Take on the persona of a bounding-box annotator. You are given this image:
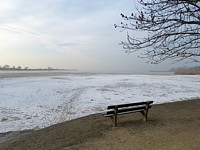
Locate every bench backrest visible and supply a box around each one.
[107,101,153,110]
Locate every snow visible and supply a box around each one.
[0,74,199,133]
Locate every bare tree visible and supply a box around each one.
[115,0,200,64]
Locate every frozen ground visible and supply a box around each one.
[0,74,199,133]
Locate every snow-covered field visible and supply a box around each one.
[0,74,199,133]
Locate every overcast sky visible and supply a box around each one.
[0,0,188,73]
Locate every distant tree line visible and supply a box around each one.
[0,65,61,71]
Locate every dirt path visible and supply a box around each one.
[0,99,200,150]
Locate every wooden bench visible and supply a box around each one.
[104,101,153,127]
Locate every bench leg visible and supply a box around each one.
[141,104,151,121]
[112,106,118,127]
[112,115,117,127]
[110,114,117,127]
[141,110,148,122]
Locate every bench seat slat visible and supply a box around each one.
[106,106,146,116]
[104,109,144,117]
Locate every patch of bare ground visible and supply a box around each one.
[0,99,200,150]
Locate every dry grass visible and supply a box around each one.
[175,71,200,75]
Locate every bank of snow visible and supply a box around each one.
[0,74,199,133]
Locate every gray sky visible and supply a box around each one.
[0,0,188,73]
